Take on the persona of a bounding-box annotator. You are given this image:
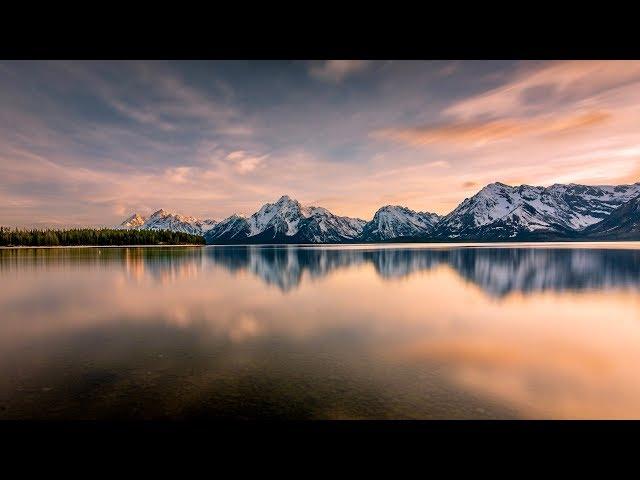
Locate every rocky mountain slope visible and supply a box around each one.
[582,194,640,240]
[118,209,217,236]
[116,182,640,243]
[204,195,366,244]
[360,205,440,241]
[119,213,146,229]
[435,182,640,240]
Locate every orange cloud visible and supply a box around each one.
[373,110,611,147]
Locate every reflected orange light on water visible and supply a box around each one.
[2,245,640,419]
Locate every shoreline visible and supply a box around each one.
[2,240,640,250]
[204,241,640,250]
[0,244,204,249]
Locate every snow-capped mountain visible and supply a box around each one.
[143,209,217,235]
[435,182,640,240]
[360,205,440,241]
[119,213,146,229]
[117,182,640,243]
[203,214,251,243]
[205,195,366,244]
[583,194,640,240]
[292,206,367,243]
[118,209,217,236]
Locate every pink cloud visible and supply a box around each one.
[373,110,611,147]
[444,60,640,120]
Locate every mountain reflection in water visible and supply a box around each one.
[4,245,640,296]
[2,243,640,419]
[157,245,640,295]
[38,244,638,296]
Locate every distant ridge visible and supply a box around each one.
[118,209,217,236]
[117,182,640,243]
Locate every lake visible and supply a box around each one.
[2,243,640,419]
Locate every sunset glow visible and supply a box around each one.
[2,60,640,227]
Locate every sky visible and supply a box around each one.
[2,60,640,227]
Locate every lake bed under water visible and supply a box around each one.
[2,243,640,419]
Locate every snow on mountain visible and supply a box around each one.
[583,194,640,239]
[203,214,251,243]
[205,195,366,244]
[436,182,640,239]
[197,219,218,234]
[118,182,640,243]
[248,195,305,237]
[360,205,440,241]
[118,209,217,236]
[118,213,146,229]
[142,209,207,235]
[296,205,367,243]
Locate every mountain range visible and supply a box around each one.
[117,182,640,243]
[119,209,217,236]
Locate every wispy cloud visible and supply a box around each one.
[111,100,178,132]
[426,160,450,168]
[373,110,611,147]
[224,150,268,174]
[444,60,640,119]
[308,60,371,83]
[3,60,640,226]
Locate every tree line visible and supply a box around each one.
[0,227,205,247]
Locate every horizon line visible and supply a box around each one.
[4,178,640,230]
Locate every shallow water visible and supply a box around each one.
[2,243,640,419]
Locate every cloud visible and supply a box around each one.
[444,60,640,120]
[225,151,245,161]
[308,60,370,83]
[437,61,460,77]
[365,60,640,198]
[3,60,640,227]
[224,150,268,174]
[426,160,450,168]
[109,99,177,132]
[58,62,247,136]
[372,110,611,147]
[164,166,192,184]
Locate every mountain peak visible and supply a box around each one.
[362,204,440,241]
[439,180,640,237]
[124,212,144,222]
[119,208,216,236]
[481,181,511,191]
[118,213,146,229]
[275,194,298,205]
[378,205,413,213]
[117,181,640,244]
[150,208,170,217]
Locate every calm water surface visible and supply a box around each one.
[2,243,640,419]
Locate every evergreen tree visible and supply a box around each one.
[0,227,205,247]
